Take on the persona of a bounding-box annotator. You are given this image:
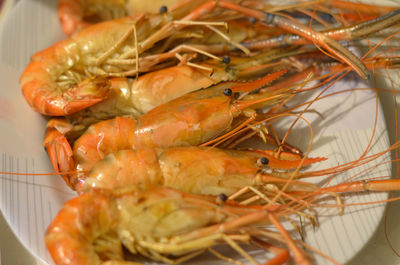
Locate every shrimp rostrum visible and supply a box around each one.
[45,187,290,265]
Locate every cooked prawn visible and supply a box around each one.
[78,146,325,194]
[82,137,400,200]
[45,187,294,265]
[44,174,400,265]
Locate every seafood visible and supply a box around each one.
[21,0,372,116]
[44,176,400,265]
[14,1,400,265]
[45,187,288,265]
[77,146,325,194]
[80,137,400,199]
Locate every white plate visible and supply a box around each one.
[0,1,391,265]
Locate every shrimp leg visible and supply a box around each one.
[268,213,311,265]
[321,179,400,193]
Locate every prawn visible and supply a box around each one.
[45,187,301,265]
[21,0,372,116]
[44,171,400,265]
[77,146,325,194]
[80,137,400,199]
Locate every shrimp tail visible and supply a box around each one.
[46,187,283,265]
[45,191,121,265]
[44,119,75,186]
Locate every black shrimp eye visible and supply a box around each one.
[259,157,269,166]
[221,56,231,64]
[160,5,168,14]
[223,88,232,96]
[224,88,232,97]
[218,193,228,202]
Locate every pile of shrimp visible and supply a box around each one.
[16,0,400,264]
